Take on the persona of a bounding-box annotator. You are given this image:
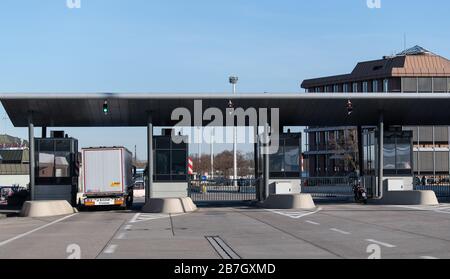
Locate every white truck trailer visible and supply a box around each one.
[79,147,134,208]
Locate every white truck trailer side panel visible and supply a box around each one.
[83,148,124,194]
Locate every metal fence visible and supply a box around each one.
[188,179,257,202]
[413,176,450,197]
[302,177,354,200]
[414,185,450,197]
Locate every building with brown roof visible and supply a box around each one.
[0,148,29,188]
[301,46,450,182]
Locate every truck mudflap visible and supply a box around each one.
[83,197,125,207]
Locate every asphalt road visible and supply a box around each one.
[1,199,450,259]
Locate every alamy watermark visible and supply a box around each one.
[170,100,280,155]
[367,0,381,9]
[66,0,81,9]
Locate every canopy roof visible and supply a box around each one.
[1,93,450,127]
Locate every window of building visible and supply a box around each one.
[333,84,339,93]
[315,132,321,146]
[352,82,358,93]
[362,81,368,93]
[373,80,378,93]
[402,77,418,93]
[433,78,447,93]
[383,79,389,93]
[343,83,349,92]
[418,78,432,93]
[448,78,450,92]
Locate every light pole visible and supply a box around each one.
[229,76,238,186]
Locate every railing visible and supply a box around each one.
[303,176,354,187]
[188,179,258,202]
[413,177,450,197]
[302,177,354,199]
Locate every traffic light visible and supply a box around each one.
[103,100,109,115]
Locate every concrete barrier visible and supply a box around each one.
[20,200,77,218]
[373,190,439,206]
[259,194,316,209]
[141,197,197,214]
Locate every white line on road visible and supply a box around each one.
[116,233,126,240]
[305,220,320,225]
[0,214,78,247]
[266,207,322,219]
[124,225,132,230]
[366,239,396,248]
[330,228,351,235]
[129,213,185,223]
[129,213,141,223]
[104,244,118,254]
[420,256,439,259]
[388,205,450,214]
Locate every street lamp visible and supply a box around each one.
[229,76,238,186]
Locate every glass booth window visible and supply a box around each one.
[383,143,396,170]
[36,139,73,178]
[269,136,301,178]
[153,136,188,182]
[382,133,413,175]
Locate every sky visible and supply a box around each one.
[1,0,449,159]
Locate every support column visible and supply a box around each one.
[263,123,270,200]
[146,114,154,202]
[28,114,35,201]
[377,113,384,199]
[42,127,47,139]
[254,136,260,201]
[357,126,364,176]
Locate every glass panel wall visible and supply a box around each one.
[153,136,188,182]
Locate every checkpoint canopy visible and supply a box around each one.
[2,92,450,127]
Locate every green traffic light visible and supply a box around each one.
[103,101,109,115]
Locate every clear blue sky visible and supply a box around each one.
[1,0,449,159]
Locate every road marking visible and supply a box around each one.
[104,244,118,254]
[129,213,141,223]
[0,214,77,247]
[420,256,439,259]
[116,233,126,240]
[389,205,450,214]
[366,239,396,248]
[305,220,320,225]
[266,207,322,219]
[129,213,185,223]
[330,228,351,235]
[124,225,132,230]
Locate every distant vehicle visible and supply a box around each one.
[78,147,134,209]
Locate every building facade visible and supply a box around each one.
[301,46,450,182]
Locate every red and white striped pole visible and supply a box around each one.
[188,157,194,176]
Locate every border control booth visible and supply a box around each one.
[34,131,79,206]
[257,133,302,201]
[362,127,414,197]
[145,131,189,199]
